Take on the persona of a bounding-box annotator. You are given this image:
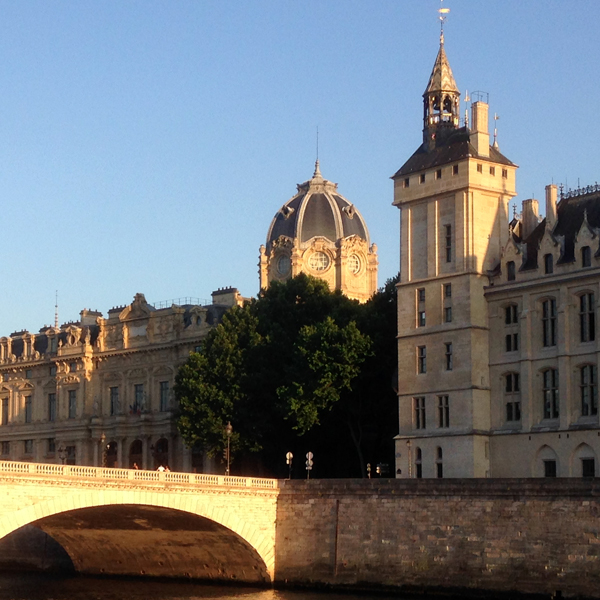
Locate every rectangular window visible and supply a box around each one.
[50,337,58,353]
[542,299,557,347]
[436,169,442,180]
[452,165,459,175]
[414,397,426,429]
[418,288,425,302]
[505,333,519,352]
[507,261,516,281]
[445,343,453,371]
[436,462,443,478]
[580,365,598,417]
[477,163,483,173]
[403,177,410,188]
[505,373,521,422]
[543,369,559,419]
[489,166,496,176]
[25,369,32,379]
[445,225,452,263]
[420,173,426,184]
[438,395,449,428]
[159,381,169,412]
[544,253,553,274]
[417,346,427,374]
[133,383,144,413]
[68,390,77,419]
[48,393,56,422]
[24,439,33,454]
[1,398,7,426]
[444,284,452,298]
[66,445,76,465]
[49,365,57,376]
[582,458,595,478]
[580,293,595,343]
[502,168,508,179]
[506,401,521,422]
[69,362,77,373]
[444,306,452,323]
[505,304,518,324]
[1,441,9,455]
[110,387,119,416]
[47,438,56,454]
[418,311,426,327]
[544,460,557,478]
[24,396,32,424]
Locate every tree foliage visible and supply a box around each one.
[175,273,399,477]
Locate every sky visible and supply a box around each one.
[0,0,598,334]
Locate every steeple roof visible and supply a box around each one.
[424,38,459,96]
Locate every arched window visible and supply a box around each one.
[580,365,598,417]
[544,253,553,274]
[579,292,595,343]
[582,246,592,268]
[506,261,516,281]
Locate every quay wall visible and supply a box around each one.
[274,478,600,598]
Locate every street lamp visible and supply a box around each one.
[286,452,293,479]
[407,440,412,478]
[100,433,108,467]
[225,421,232,476]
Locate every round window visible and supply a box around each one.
[277,255,291,276]
[348,254,361,274]
[309,251,330,271]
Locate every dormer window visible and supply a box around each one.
[506,261,516,281]
[582,246,591,268]
[544,254,553,274]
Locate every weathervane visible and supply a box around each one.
[439,0,450,44]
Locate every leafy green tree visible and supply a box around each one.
[175,273,398,477]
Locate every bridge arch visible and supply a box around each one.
[0,488,274,581]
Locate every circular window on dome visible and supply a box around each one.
[309,251,330,272]
[277,255,291,276]
[348,254,361,275]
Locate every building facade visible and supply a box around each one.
[393,34,600,478]
[0,288,243,471]
[259,161,378,302]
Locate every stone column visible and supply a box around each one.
[117,438,123,468]
[142,437,149,470]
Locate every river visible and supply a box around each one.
[0,573,512,600]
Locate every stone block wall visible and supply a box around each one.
[274,478,600,598]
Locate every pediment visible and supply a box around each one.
[152,365,173,377]
[120,293,152,322]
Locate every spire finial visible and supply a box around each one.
[493,113,500,149]
[439,0,450,45]
[313,158,322,179]
[316,125,319,161]
[54,290,59,329]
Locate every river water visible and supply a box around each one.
[0,573,505,600]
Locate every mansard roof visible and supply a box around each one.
[392,127,515,178]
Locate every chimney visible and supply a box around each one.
[522,199,539,240]
[470,101,490,158]
[545,184,558,229]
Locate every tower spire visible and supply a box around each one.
[54,290,59,329]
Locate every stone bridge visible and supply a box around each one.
[0,461,278,583]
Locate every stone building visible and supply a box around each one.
[0,288,244,471]
[259,161,378,302]
[393,33,600,478]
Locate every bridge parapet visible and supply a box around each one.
[0,460,278,489]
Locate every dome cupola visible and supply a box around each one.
[259,161,378,302]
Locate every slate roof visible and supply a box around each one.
[393,127,515,178]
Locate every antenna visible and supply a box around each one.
[316,126,319,161]
[464,89,470,128]
[493,113,500,148]
[439,0,450,43]
[54,290,59,329]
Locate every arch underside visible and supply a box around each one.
[0,493,273,584]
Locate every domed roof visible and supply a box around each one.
[266,161,370,250]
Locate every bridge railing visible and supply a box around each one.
[0,461,278,489]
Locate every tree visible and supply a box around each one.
[175,273,397,477]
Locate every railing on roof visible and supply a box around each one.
[559,183,600,201]
[151,297,210,309]
[0,460,278,489]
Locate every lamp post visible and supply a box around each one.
[285,452,293,479]
[225,421,232,476]
[305,452,313,480]
[407,440,412,478]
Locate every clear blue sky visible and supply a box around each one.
[0,1,597,334]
